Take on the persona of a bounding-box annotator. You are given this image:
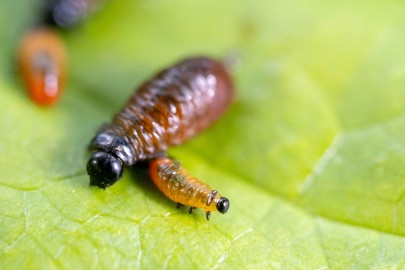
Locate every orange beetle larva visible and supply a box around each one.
[149,157,230,220]
[18,27,66,106]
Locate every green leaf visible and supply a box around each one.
[1,0,405,269]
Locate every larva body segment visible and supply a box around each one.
[18,27,66,106]
[87,57,234,189]
[149,157,229,220]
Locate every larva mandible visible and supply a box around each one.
[149,157,229,220]
[18,27,66,106]
[87,56,234,189]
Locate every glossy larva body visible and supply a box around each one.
[87,57,234,189]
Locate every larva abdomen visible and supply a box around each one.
[149,157,229,220]
[87,57,234,189]
[99,57,233,163]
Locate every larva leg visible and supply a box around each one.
[189,207,196,214]
[177,203,183,209]
[206,211,211,221]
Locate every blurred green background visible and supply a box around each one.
[1,0,405,269]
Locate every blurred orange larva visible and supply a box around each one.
[149,157,230,220]
[18,27,66,106]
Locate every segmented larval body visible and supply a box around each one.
[149,157,229,220]
[89,57,234,166]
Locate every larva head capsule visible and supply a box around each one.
[216,197,230,214]
[87,151,123,189]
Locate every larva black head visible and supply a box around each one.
[87,151,123,189]
[89,129,135,166]
[216,197,230,214]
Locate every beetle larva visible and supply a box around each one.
[149,157,229,220]
[18,27,66,106]
[87,56,234,189]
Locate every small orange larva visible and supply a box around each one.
[18,27,66,106]
[149,157,229,220]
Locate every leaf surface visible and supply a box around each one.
[1,0,405,269]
